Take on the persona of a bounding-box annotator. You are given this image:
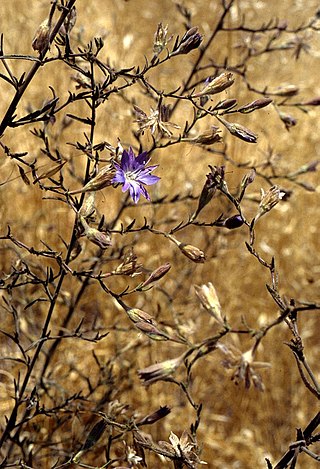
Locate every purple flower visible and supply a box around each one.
[112,147,160,203]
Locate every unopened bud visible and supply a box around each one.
[32,19,51,54]
[126,307,156,325]
[140,262,171,288]
[138,356,184,385]
[193,72,235,97]
[224,214,244,229]
[194,282,223,322]
[192,171,217,220]
[218,116,257,143]
[238,98,272,114]
[254,185,285,221]
[170,27,203,56]
[214,98,238,111]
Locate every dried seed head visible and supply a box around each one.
[79,192,96,220]
[32,19,51,54]
[85,227,111,250]
[193,72,235,97]
[254,185,285,221]
[167,234,206,263]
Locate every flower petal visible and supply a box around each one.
[138,174,160,185]
[129,181,142,203]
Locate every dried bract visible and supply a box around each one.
[168,431,207,466]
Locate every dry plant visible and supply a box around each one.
[0,0,319,468]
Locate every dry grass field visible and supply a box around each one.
[0,1,319,468]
